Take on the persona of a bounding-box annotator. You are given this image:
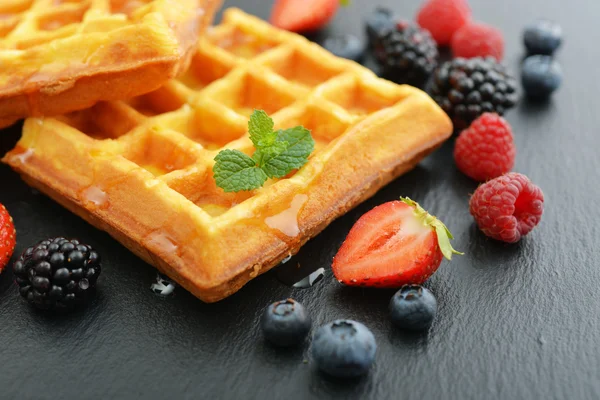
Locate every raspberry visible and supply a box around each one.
[469,173,544,243]
[416,0,471,46]
[454,113,515,181]
[451,23,504,60]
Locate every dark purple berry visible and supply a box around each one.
[13,238,101,311]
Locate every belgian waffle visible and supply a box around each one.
[0,0,221,128]
[3,8,453,302]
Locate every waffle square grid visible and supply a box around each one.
[4,8,453,302]
[0,0,221,127]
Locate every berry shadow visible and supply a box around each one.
[518,95,554,111]
[0,121,22,155]
[309,367,372,398]
[255,338,309,368]
[387,326,430,349]
[450,164,479,196]
[14,286,106,344]
[465,223,527,270]
[302,29,333,45]
[331,285,397,317]
[438,46,453,63]
[0,266,15,296]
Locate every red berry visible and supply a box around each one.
[454,113,516,182]
[332,198,462,288]
[270,0,339,33]
[416,0,471,46]
[0,204,16,273]
[451,22,504,60]
[469,173,544,243]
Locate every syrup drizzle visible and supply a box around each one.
[81,186,108,207]
[264,194,308,237]
[11,148,34,164]
[146,231,178,255]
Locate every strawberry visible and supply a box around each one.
[332,198,462,288]
[270,0,340,33]
[0,203,16,274]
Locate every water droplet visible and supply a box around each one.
[79,278,89,290]
[276,252,326,289]
[292,268,325,289]
[150,273,176,296]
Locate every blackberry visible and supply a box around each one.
[374,21,439,88]
[430,57,519,130]
[13,237,101,310]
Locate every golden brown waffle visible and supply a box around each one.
[3,8,453,302]
[0,0,221,128]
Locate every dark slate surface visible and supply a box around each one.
[1,0,598,399]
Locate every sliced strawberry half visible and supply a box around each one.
[0,203,16,274]
[270,0,340,33]
[332,198,462,288]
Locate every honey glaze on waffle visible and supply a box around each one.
[4,9,454,302]
[264,194,309,237]
[80,185,108,208]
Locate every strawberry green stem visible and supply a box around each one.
[400,197,464,260]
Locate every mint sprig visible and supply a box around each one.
[213,110,315,193]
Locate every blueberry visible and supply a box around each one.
[311,320,376,378]
[521,55,562,99]
[523,20,562,56]
[260,299,311,347]
[389,285,437,331]
[365,7,395,46]
[323,34,366,62]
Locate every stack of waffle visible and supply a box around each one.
[2,3,452,302]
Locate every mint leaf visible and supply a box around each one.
[213,111,315,192]
[248,110,275,149]
[340,0,350,5]
[213,149,267,193]
[259,126,315,179]
[252,140,288,167]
